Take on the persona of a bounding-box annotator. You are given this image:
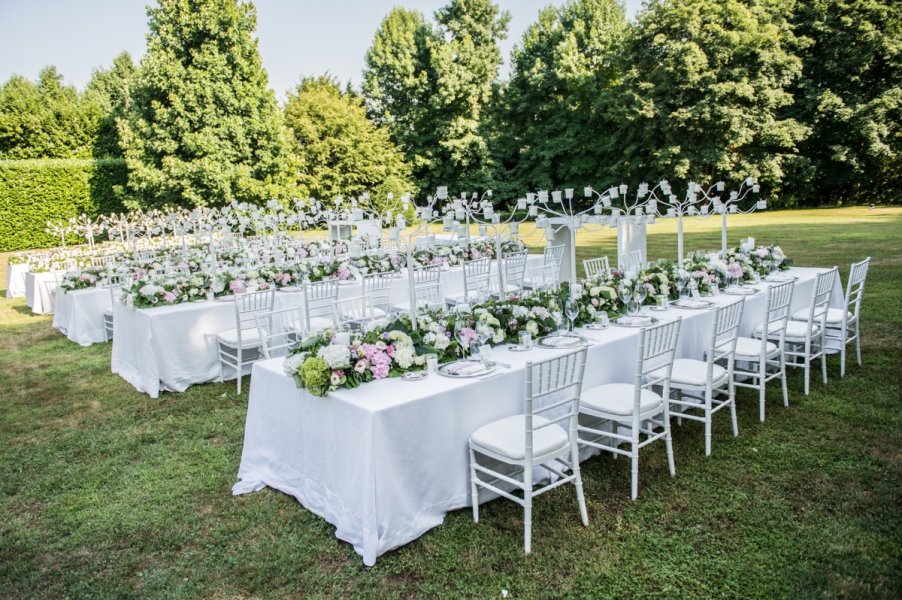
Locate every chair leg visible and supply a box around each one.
[855,328,862,366]
[217,342,225,384]
[469,447,479,523]
[820,342,828,384]
[523,467,533,554]
[571,441,589,527]
[236,347,243,395]
[704,388,712,457]
[803,341,811,396]
[840,342,847,378]
[729,383,739,438]
[759,358,767,422]
[664,420,676,478]
[630,446,640,501]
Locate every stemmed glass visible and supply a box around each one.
[565,298,580,334]
[475,326,492,366]
[633,283,648,315]
[618,284,633,317]
[675,276,687,301]
[772,253,783,275]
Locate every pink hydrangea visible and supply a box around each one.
[337,266,350,280]
[163,291,177,303]
[229,279,247,294]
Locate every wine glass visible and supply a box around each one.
[633,283,648,315]
[475,326,491,365]
[773,253,783,275]
[565,298,580,334]
[618,284,633,314]
[675,276,687,301]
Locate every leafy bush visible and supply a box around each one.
[0,158,127,251]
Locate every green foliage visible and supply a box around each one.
[611,0,809,201]
[0,67,100,159]
[363,0,509,195]
[0,159,127,252]
[787,0,901,205]
[83,52,138,159]
[120,0,290,209]
[282,77,413,212]
[491,0,627,201]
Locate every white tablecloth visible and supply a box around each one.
[5,263,28,298]
[52,287,111,346]
[112,258,543,398]
[24,271,60,314]
[233,266,839,565]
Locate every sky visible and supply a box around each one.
[0,0,643,100]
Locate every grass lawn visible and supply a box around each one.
[1,206,900,598]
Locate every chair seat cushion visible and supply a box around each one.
[734,336,778,359]
[580,383,663,417]
[754,320,819,339]
[791,307,851,325]
[650,359,727,388]
[217,327,262,348]
[470,415,568,461]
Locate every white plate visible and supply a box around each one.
[537,335,587,349]
[613,316,659,328]
[508,344,532,352]
[438,361,495,378]
[673,299,713,310]
[722,287,760,296]
[402,371,428,381]
[650,305,670,312]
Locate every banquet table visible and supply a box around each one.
[112,257,543,398]
[24,271,60,314]
[52,287,111,346]
[5,263,28,298]
[233,266,841,566]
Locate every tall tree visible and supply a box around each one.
[492,0,626,200]
[788,0,901,204]
[363,8,442,194]
[363,0,509,195]
[120,0,289,209]
[283,77,413,211]
[0,67,97,159]
[611,0,808,197]
[84,52,138,159]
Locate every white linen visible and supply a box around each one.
[52,287,111,346]
[24,271,60,314]
[233,267,839,565]
[112,257,544,398]
[5,263,28,298]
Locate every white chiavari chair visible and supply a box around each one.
[469,348,589,554]
[360,271,394,319]
[583,256,611,279]
[392,265,443,313]
[301,279,339,335]
[90,255,116,268]
[578,318,682,500]
[216,289,276,394]
[498,249,529,294]
[102,272,132,341]
[447,257,491,306]
[662,301,744,456]
[761,268,836,395]
[253,305,305,359]
[525,244,565,290]
[335,295,374,329]
[734,281,794,421]
[804,258,870,377]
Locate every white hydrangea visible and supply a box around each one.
[526,320,539,335]
[318,344,351,369]
[283,352,306,376]
[434,333,450,350]
[513,305,529,318]
[393,344,415,369]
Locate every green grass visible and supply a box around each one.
[1,207,900,598]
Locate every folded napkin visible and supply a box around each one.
[542,335,583,347]
[616,316,653,326]
[443,361,490,376]
[675,299,708,308]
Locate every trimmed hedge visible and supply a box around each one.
[0,158,127,252]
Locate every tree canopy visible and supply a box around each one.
[119,0,289,208]
[283,77,413,212]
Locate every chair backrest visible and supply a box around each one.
[524,348,588,462]
[90,255,116,268]
[807,267,838,328]
[254,306,304,359]
[411,265,442,308]
[303,279,339,332]
[361,272,394,313]
[637,318,682,393]
[462,257,491,301]
[624,249,643,273]
[335,295,373,326]
[583,256,610,279]
[710,300,744,372]
[233,289,276,342]
[543,244,565,268]
[760,280,794,347]
[503,249,528,290]
[105,273,133,306]
[845,257,870,317]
